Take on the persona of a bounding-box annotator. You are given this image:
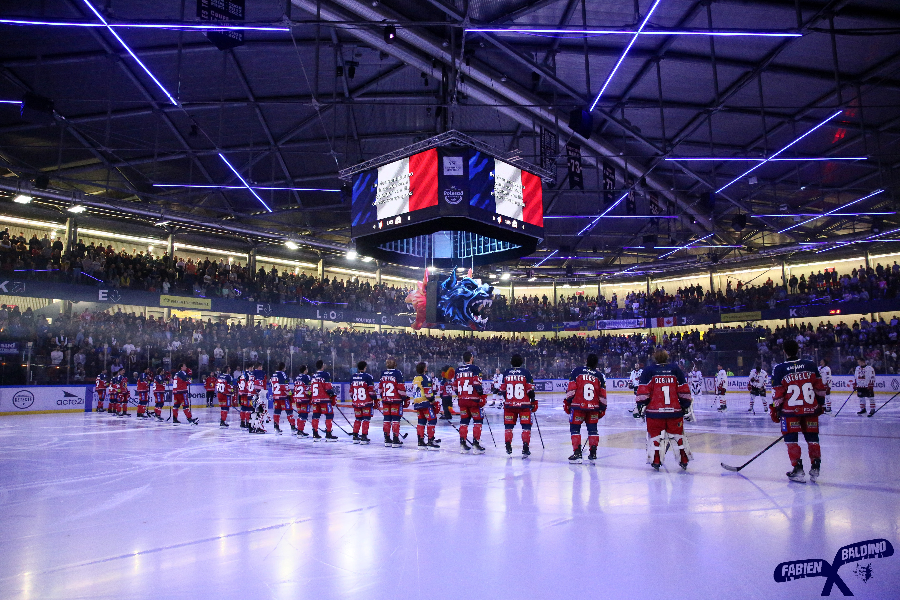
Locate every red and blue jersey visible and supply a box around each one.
[500,367,535,408]
[351,371,377,407]
[378,369,406,402]
[173,370,191,393]
[439,378,454,397]
[455,364,484,402]
[216,373,234,396]
[771,359,826,416]
[152,373,168,394]
[636,363,691,418]
[293,374,311,401]
[565,367,606,411]
[95,373,108,391]
[271,371,291,399]
[250,369,267,392]
[310,370,334,402]
[136,372,151,393]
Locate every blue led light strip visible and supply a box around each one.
[590,0,664,111]
[533,250,558,267]
[0,18,288,31]
[219,154,273,213]
[468,27,800,37]
[657,233,715,259]
[777,189,884,234]
[81,1,178,106]
[577,192,630,235]
[715,110,844,193]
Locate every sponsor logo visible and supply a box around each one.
[893,379,899,391]
[57,391,84,406]
[12,390,35,409]
[774,538,893,596]
[353,317,376,324]
[536,322,545,331]
[443,156,464,176]
[443,185,464,205]
[316,309,344,321]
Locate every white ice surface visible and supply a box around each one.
[0,393,898,600]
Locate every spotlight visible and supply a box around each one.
[500,272,510,281]
[13,194,32,204]
[346,249,358,260]
[67,205,86,213]
[384,24,396,44]
[285,241,299,250]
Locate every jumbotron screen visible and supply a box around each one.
[350,146,543,266]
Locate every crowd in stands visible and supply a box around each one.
[0,229,411,313]
[3,227,900,324]
[2,300,900,386]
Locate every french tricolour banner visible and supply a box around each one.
[374,149,438,220]
[485,160,543,226]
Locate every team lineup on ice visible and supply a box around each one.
[87,339,891,483]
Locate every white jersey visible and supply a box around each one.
[688,369,704,389]
[818,366,832,390]
[493,373,502,391]
[749,369,767,389]
[853,365,875,389]
[715,369,728,392]
[629,368,643,390]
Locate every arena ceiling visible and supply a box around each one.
[1,0,899,282]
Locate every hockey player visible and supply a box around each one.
[151,368,168,421]
[350,361,377,444]
[456,351,487,455]
[563,353,607,464]
[204,372,217,407]
[135,368,152,418]
[770,339,826,482]
[216,366,234,427]
[500,354,537,458]
[629,361,644,417]
[250,362,267,408]
[248,383,270,434]
[636,350,693,471]
[310,360,338,441]
[818,359,833,413]
[490,368,503,407]
[412,361,441,451]
[270,362,294,434]
[688,363,704,407]
[94,369,109,413]
[172,364,198,425]
[438,366,455,420]
[293,365,312,437]
[853,357,876,416]
[236,369,253,429]
[715,363,728,411]
[378,358,408,448]
[112,373,131,417]
[748,361,768,414]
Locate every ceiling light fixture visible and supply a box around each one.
[218,153,273,213]
[589,0,664,111]
[285,241,299,250]
[153,183,340,192]
[777,189,884,234]
[67,205,86,213]
[467,27,800,37]
[500,272,510,281]
[533,250,558,267]
[716,110,844,193]
[0,18,289,31]
[577,191,629,235]
[81,1,178,106]
[384,24,397,44]
[346,249,358,261]
[13,194,32,204]
[658,233,715,259]
[0,100,23,104]
[754,212,894,217]
[665,156,865,162]
[815,227,900,254]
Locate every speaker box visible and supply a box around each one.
[568,108,593,139]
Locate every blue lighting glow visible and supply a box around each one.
[153,184,340,192]
[577,192,630,235]
[0,18,288,31]
[777,189,884,234]
[658,233,715,259]
[218,153,273,213]
[467,28,800,37]
[533,250,558,267]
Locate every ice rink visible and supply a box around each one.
[0,391,898,600]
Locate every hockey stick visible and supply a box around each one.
[721,435,785,472]
[832,390,856,417]
[444,419,473,445]
[165,389,173,422]
[533,413,545,449]
[869,390,900,417]
[482,407,497,447]
[375,407,409,439]
[330,405,354,436]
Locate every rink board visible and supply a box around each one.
[2,376,900,416]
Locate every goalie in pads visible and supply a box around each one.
[636,349,693,471]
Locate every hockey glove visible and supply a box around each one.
[478,396,487,408]
[813,399,825,416]
[683,405,696,423]
[531,400,539,413]
[403,398,410,409]
[563,401,571,415]
[769,405,780,423]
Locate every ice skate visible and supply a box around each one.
[219,420,229,428]
[240,421,248,428]
[296,429,309,438]
[522,443,530,458]
[384,434,392,447]
[352,433,360,444]
[471,440,485,454]
[274,423,282,435]
[359,434,370,445]
[588,446,597,462]
[809,458,821,482]
[290,424,297,433]
[568,451,583,464]
[187,417,199,425]
[460,439,471,454]
[391,435,403,448]
[787,459,806,483]
[417,436,428,450]
[505,441,513,455]
[312,430,322,442]
[172,417,182,425]
[325,432,339,442]
[426,438,440,451]
[857,408,867,415]
[868,409,876,417]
